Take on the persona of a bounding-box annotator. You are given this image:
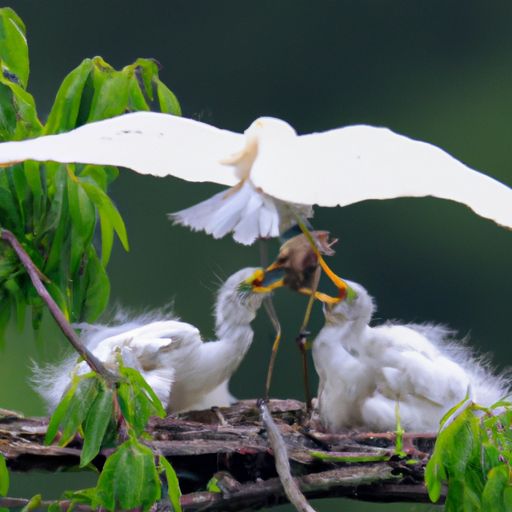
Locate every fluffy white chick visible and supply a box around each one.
[34,267,269,413]
[314,281,509,432]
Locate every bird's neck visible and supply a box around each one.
[194,290,261,384]
[331,319,368,351]
[214,289,260,338]
[212,296,257,357]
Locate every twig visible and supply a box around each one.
[258,399,316,512]
[0,497,91,511]
[0,229,116,382]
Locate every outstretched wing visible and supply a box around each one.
[0,111,243,186]
[251,124,512,229]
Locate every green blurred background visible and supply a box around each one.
[2,1,511,509]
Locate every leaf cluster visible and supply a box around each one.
[0,7,184,510]
[426,400,512,511]
[0,6,180,340]
[44,358,181,511]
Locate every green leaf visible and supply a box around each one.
[206,476,221,494]
[0,453,9,496]
[482,465,509,512]
[96,438,161,511]
[23,161,43,227]
[44,281,71,321]
[160,456,182,512]
[82,247,110,322]
[444,478,465,512]
[0,82,16,140]
[80,384,114,467]
[79,164,118,192]
[20,494,42,512]
[87,57,131,122]
[116,364,165,435]
[0,8,29,88]
[0,186,21,229]
[309,450,389,463]
[504,486,512,509]
[0,77,41,139]
[9,163,29,227]
[67,171,96,274]
[59,376,99,446]
[45,374,81,445]
[45,374,99,446]
[40,164,67,238]
[156,80,181,115]
[63,486,100,508]
[117,379,151,436]
[44,59,94,134]
[425,448,447,503]
[79,180,129,265]
[131,59,159,101]
[120,365,166,418]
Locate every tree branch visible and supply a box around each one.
[0,400,443,510]
[0,228,116,382]
[259,399,315,512]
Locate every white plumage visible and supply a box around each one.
[0,112,510,245]
[33,267,269,413]
[313,280,509,432]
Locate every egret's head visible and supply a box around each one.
[219,267,271,314]
[323,280,375,325]
[245,117,297,140]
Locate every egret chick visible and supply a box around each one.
[314,281,509,432]
[34,267,270,414]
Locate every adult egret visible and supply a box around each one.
[0,112,510,246]
[33,267,270,413]
[313,280,509,432]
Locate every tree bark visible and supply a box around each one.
[0,400,443,510]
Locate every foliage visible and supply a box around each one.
[425,399,512,511]
[0,7,183,511]
[0,6,180,340]
[0,452,8,512]
[42,357,181,511]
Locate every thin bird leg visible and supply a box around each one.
[258,238,284,401]
[296,266,321,410]
[263,296,282,401]
[297,287,342,304]
[292,214,350,300]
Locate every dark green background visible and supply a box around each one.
[2,1,511,509]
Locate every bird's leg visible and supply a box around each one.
[293,215,352,301]
[297,287,343,304]
[256,238,285,401]
[263,296,282,401]
[296,265,321,411]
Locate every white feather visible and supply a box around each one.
[0,113,509,244]
[32,267,269,414]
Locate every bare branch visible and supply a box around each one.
[259,399,316,512]
[0,228,116,383]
